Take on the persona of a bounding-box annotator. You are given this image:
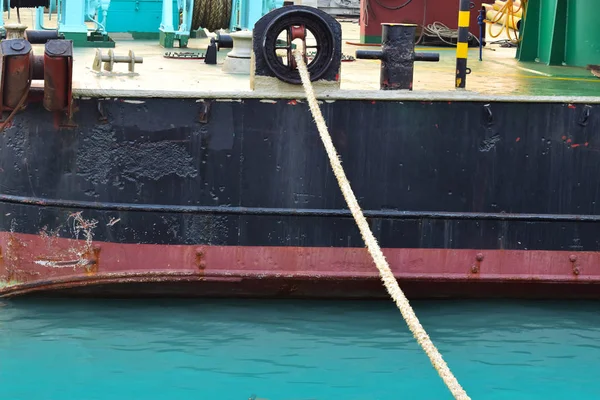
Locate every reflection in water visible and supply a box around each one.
[1,299,600,400]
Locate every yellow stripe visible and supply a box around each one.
[456,42,469,59]
[458,11,470,27]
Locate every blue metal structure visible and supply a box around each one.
[230,0,284,31]
[159,0,284,48]
[0,0,283,48]
[159,0,194,48]
[33,0,114,47]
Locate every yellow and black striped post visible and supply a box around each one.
[455,0,471,88]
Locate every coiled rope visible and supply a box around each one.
[420,21,480,46]
[485,0,527,43]
[191,0,232,33]
[292,49,470,400]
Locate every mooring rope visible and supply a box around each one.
[292,49,470,400]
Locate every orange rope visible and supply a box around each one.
[485,0,527,43]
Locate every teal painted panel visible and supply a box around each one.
[106,0,178,33]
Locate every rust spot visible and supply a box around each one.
[6,234,23,282]
[371,100,376,104]
[471,252,484,274]
[516,137,520,142]
[85,246,101,275]
[585,142,589,146]
[571,144,580,148]
[288,100,297,105]
[568,104,576,109]
[562,136,567,140]
[567,138,572,143]
[198,100,211,123]
[196,247,206,275]
[0,246,4,279]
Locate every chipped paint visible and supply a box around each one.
[107,218,121,227]
[122,100,146,104]
[260,99,278,104]
[76,125,198,189]
[0,279,20,289]
[34,259,94,268]
[33,212,100,273]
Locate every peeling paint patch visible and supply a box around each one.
[77,125,198,188]
[215,99,242,102]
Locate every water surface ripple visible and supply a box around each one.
[1,299,599,400]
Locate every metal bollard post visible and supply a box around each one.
[205,33,234,65]
[455,0,472,88]
[477,7,486,61]
[355,23,439,91]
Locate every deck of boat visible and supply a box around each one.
[6,10,600,101]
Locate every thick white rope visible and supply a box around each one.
[293,50,471,400]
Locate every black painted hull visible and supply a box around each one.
[1,97,599,298]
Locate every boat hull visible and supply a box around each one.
[1,96,599,298]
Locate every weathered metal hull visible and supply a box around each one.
[1,96,599,298]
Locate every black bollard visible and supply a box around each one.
[25,30,64,44]
[356,23,439,91]
[204,33,234,65]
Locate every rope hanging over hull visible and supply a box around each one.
[293,48,471,400]
[192,0,233,33]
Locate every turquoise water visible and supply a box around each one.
[1,299,600,400]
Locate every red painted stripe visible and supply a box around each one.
[0,231,596,297]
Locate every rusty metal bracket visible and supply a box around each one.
[198,100,212,123]
[0,39,33,130]
[0,38,74,131]
[355,24,439,91]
